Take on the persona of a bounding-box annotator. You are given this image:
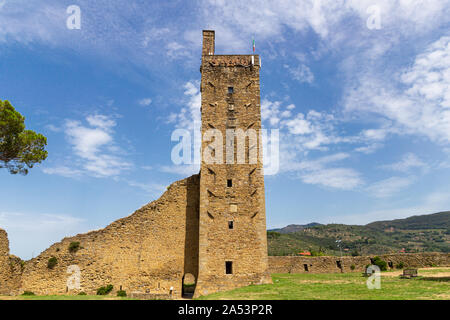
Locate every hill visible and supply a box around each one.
[270,223,322,234]
[268,211,450,256]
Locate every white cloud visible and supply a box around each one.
[125,180,166,197]
[42,166,82,178]
[282,152,364,190]
[301,167,363,190]
[345,36,450,145]
[138,98,152,107]
[285,63,314,84]
[382,153,426,173]
[44,114,132,178]
[355,143,383,154]
[167,81,201,129]
[366,176,415,198]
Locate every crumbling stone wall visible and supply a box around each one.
[268,253,450,274]
[16,175,199,298]
[0,229,23,295]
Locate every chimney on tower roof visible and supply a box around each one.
[202,30,215,56]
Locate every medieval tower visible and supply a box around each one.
[194,30,272,297]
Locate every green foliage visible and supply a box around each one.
[396,262,405,269]
[69,241,80,253]
[372,256,388,271]
[268,212,450,256]
[78,292,87,296]
[351,250,360,257]
[350,264,356,270]
[310,247,326,256]
[97,284,114,295]
[117,290,127,297]
[0,100,48,175]
[47,257,58,269]
[21,291,35,296]
[267,231,281,239]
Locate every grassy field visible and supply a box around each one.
[197,268,450,300]
[0,295,135,300]
[1,268,448,300]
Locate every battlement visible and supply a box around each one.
[202,30,261,67]
[202,54,260,68]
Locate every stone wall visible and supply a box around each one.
[11,175,199,298]
[268,253,450,274]
[0,229,23,295]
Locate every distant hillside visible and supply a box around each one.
[270,223,322,234]
[268,211,450,256]
[366,211,450,231]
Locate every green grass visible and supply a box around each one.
[2,268,447,300]
[0,295,136,300]
[197,268,450,300]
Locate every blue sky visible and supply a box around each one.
[1,0,450,259]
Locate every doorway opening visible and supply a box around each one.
[182,273,196,299]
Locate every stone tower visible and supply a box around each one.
[194,30,272,297]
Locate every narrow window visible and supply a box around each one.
[227,179,233,187]
[228,87,234,94]
[303,264,309,272]
[336,260,342,269]
[228,221,234,229]
[226,261,233,274]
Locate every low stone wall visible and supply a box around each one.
[268,253,450,274]
[129,292,173,300]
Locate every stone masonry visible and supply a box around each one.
[268,253,450,274]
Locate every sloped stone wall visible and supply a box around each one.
[15,174,199,298]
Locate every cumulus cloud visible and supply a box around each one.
[44,114,132,178]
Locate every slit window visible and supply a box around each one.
[226,261,233,274]
[228,87,234,94]
[228,221,234,229]
[304,264,309,272]
[227,179,233,187]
